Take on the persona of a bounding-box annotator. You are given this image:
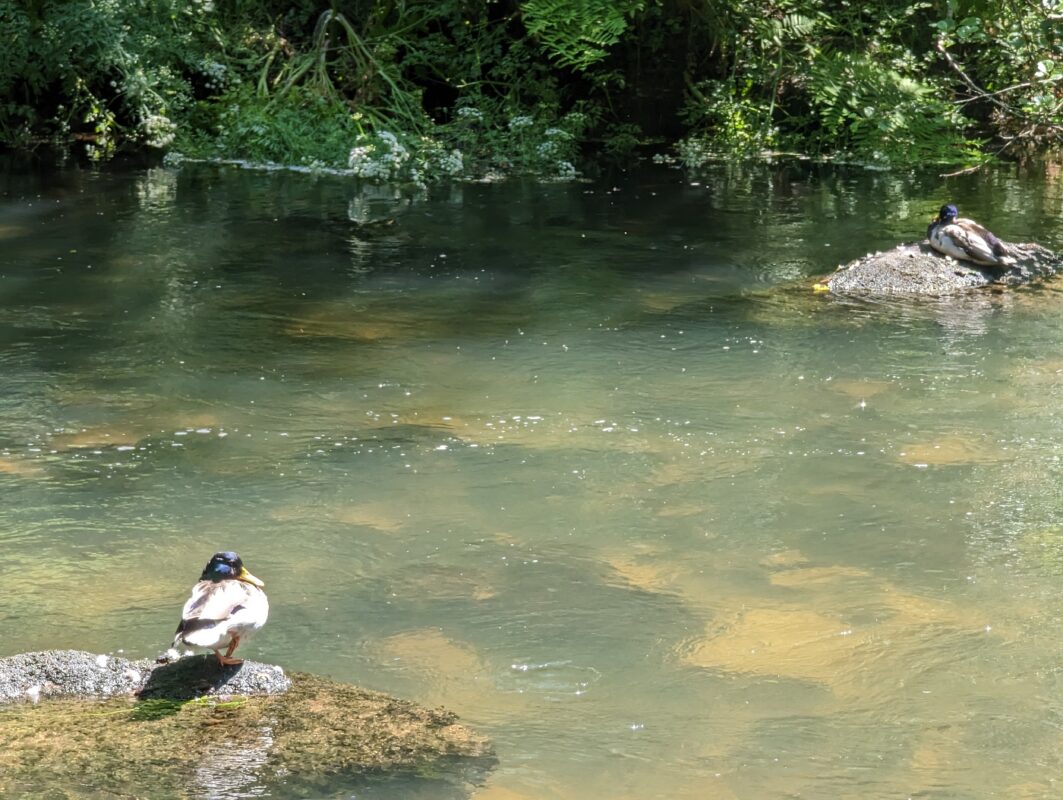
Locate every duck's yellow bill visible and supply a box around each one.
[812,282,830,293]
[239,568,265,588]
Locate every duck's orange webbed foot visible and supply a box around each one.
[214,636,243,666]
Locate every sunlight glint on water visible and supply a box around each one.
[1,159,1063,798]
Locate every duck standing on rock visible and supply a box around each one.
[173,551,269,666]
[927,203,1015,268]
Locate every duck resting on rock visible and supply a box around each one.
[927,203,1015,268]
[173,551,269,666]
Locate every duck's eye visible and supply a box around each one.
[211,564,235,578]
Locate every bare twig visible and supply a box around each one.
[934,38,1019,116]
[951,80,1036,105]
[935,36,1063,148]
[939,164,983,177]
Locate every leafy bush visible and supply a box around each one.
[177,84,362,167]
[932,3,1063,153]
[679,79,779,159]
[0,0,1058,172]
[0,0,221,153]
[438,105,587,178]
[674,0,1005,165]
[804,52,984,164]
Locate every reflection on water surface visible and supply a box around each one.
[1,157,1063,797]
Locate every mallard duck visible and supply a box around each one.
[927,204,1015,267]
[173,551,269,666]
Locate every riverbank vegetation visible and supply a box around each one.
[1,0,1060,179]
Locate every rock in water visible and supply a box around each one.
[0,649,290,702]
[820,241,1062,296]
[0,650,493,797]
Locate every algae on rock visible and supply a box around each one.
[0,652,493,798]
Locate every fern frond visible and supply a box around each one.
[807,50,978,162]
[521,0,644,72]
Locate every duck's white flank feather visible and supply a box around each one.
[174,579,269,651]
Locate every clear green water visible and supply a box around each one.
[2,158,1063,799]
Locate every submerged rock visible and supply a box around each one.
[820,241,1062,296]
[0,650,493,798]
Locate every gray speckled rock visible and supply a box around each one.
[0,650,289,703]
[822,241,1062,296]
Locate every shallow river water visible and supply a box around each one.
[1,157,1063,799]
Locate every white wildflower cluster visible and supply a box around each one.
[519,123,579,180]
[434,147,464,176]
[377,131,404,150]
[554,160,578,180]
[651,152,678,165]
[408,137,465,186]
[561,111,589,131]
[508,115,534,131]
[348,131,411,181]
[536,140,560,159]
[141,114,177,148]
[456,106,484,122]
[676,136,714,168]
[199,60,229,92]
[348,131,466,185]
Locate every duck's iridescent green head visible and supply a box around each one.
[200,551,265,587]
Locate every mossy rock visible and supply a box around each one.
[0,652,493,798]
